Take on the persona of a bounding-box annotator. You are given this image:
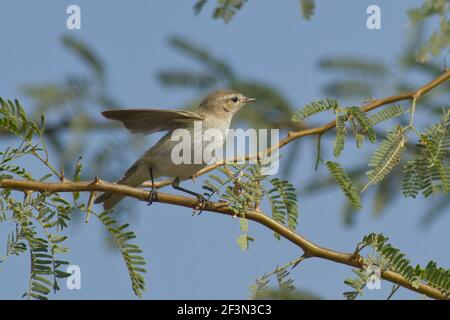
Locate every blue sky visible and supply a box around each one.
[0,0,448,299]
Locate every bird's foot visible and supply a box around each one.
[192,194,212,215]
[147,188,158,206]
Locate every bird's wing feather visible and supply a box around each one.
[101,109,204,134]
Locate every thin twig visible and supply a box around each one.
[387,284,401,300]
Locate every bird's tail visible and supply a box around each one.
[95,162,150,210]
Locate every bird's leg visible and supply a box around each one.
[172,177,203,197]
[147,168,157,206]
[171,178,211,214]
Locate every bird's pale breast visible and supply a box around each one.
[142,116,232,180]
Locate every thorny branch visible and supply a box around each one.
[0,178,447,300]
[1,69,449,300]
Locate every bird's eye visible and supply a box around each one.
[231,96,239,103]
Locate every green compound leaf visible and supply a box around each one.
[334,114,347,157]
[97,212,147,297]
[403,110,450,197]
[267,178,299,239]
[369,104,405,126]
[326,161,362,210]
[291,98,339,122]
[362,126,406,192]
[347,106,376,143]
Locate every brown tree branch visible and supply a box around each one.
[0,178,447,300]
[1,70,448,299]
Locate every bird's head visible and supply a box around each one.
[199,89,256,115]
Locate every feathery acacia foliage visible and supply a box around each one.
[249,275,270,299]
[334,106,378,154]
[325,161,362,210]
[362,233,419,286]
[346,107,376,143]
[334,114,347,157]
[1,3,449,298]
[158,34,447,214]
[420,261,450,296]
[1,66,449,300]
[343,268,370,300]
[194,0,317,22]
[0,99,72,299]
[268,178,298,239]
[344,233,450,299]
[202,162,299,246]
[291,98,339,122]
[96,212,147,297]
[62,36,105,81]
[319,57,388,77]
[250,257,300,299]
[0,98,44,142]
[275,266,295,292]
[1,97,146,299]
[293,100,378,158]
[212,0,247,23]
[369,104,405,126]
[167,36,233,79]
[193,0,448,66]
[203,163,264,250]
[403,110,450,197]
[316,28,449,221]
[408,0,450,62]
[363,127,406,192]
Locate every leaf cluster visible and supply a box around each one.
[403,110,450,197]
[193,0,317,23]
[202,161,300,248]
[1,98,147,299]
[344,233,450,299]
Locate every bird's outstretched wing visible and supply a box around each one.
[101,109,204,134]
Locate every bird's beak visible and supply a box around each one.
[243,97,256,103]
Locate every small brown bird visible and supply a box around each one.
[95,89,255,210]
